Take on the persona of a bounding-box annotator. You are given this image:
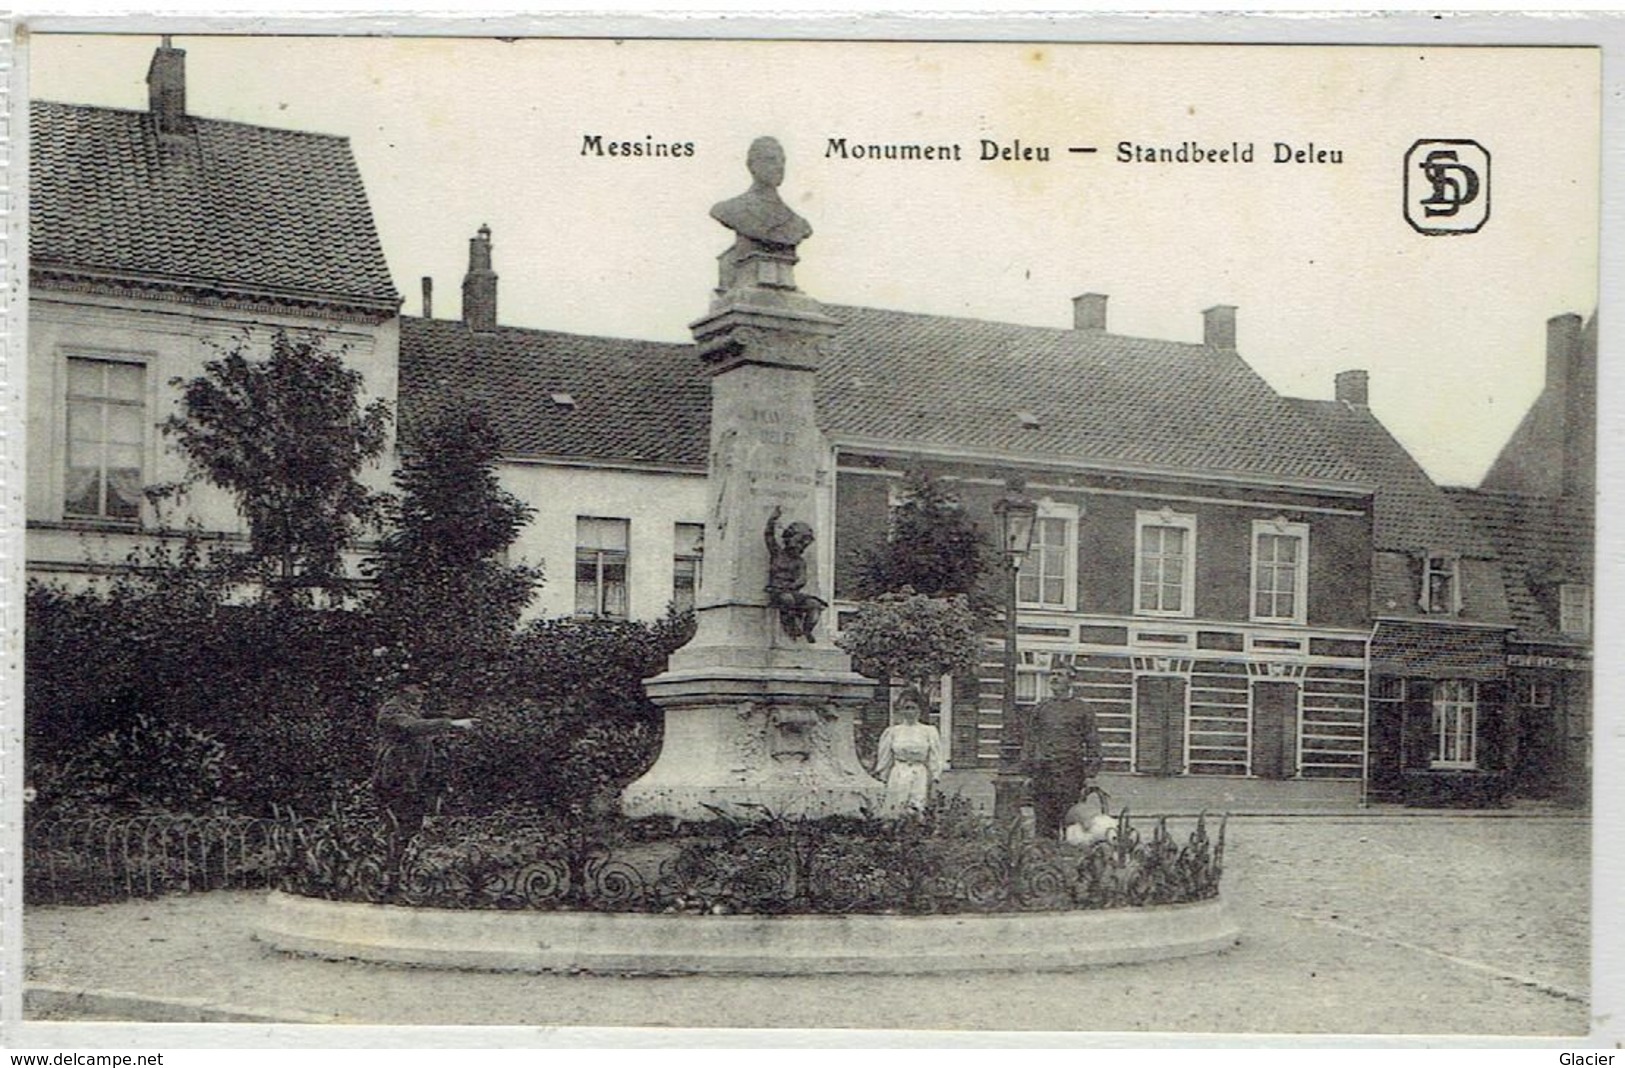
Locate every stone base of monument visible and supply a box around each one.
[621,663,886,821]
[256,890,1240,975]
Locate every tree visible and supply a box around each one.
[369,400,542,700]
[851,466,994,614]
[836,588,984,697]
[163,329,391,599]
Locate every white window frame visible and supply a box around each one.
[1559,583,1591,638]
[1251,518,1309,625]
[1431,679,1478,769]
[1420,552,1462,615]
[575,516,630,619]
[1135,508,1197,618]
[1017,500,1078,611]
[63,354,148,524]
[672,522,705,614]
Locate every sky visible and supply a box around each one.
[24,33,1601,486]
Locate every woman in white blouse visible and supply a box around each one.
[874,687,946,815]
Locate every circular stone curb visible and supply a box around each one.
[256,890,1240,975]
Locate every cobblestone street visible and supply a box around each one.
[23,813,1596,1039]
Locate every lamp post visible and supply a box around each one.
[992,479,1039,825]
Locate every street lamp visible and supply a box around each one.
[992,479,1039,824]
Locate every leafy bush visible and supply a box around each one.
[26,572,385,817]
[43,713,230,815]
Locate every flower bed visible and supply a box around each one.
[270,798,1226,915]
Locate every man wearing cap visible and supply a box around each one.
[1021,668,1104,840]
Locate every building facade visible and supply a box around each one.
[1448,314,1596,804]
[26,42,401,586]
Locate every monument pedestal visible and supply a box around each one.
[622,163,884,820]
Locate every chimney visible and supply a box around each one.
[421,277,433,319]
[1335,370,1369,406]
[1072,293,1108,331]
[1546,312,1583,394]
[1202,305,1237,350]
[462,224,498,332]
[146,36,187,136]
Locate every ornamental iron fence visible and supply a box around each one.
[25,814,282,906]
[26,803,1226,915]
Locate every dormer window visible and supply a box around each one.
[1420,553,1461,616]
[1559,583,1591,637]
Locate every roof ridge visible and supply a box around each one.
[825,301,1215,353]
[402,315,692,351]
[30,97,353,143]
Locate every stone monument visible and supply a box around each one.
[621,137,885,820]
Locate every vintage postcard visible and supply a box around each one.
[3,19,1612,1049]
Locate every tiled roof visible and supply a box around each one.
[399,317,709,469]
[401,303,1362,487]
[819,305,1359,484]
[1445,488,1593,644]
[1371,620,1505,681]
[1285,398,1494,558]
[30,100,399,312]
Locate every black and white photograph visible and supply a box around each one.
[3,22,1611,1047]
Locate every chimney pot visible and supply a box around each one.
[1202,305,1237,350]
[1072,293,1108,331]
[1335,369,1369,406]
[421,277,433,319]
[146,37,187,136]
[463,225,498,332]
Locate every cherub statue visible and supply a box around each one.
[764,504,825,642]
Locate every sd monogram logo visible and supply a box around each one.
[1405,139,1491,234]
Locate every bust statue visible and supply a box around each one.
[712,137,812,248]
[711,137,811,290]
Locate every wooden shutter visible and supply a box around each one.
[1135,676,1187,776]
[1251,681,1299,779]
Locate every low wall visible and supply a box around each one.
[256,890,1240,975]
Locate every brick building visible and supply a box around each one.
[1447,314,1595,804]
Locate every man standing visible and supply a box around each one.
[1021,668,1103,840]
[373,681,477,881]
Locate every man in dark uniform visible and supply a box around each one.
[373,681,476,880]
[1021,667,1103,839]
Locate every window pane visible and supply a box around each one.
[675,523,705,555]
[575,553,600,614]
[601,559,628,618]
[67,359,104,396]
[106,405,144,445]
[105,362,144,401]
[578,517,629,550]
[66,438,104,468]
[64,468,101,516]
[67,401,101,443]
[107,468,142,518]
